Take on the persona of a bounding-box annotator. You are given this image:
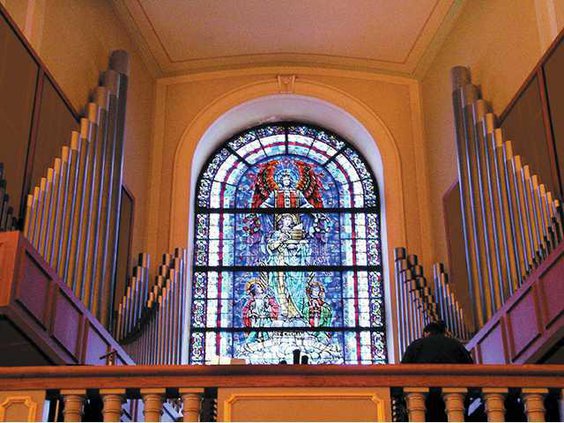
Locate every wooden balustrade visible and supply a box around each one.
[0,364,561,422]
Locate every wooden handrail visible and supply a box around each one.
[0,364,561,391]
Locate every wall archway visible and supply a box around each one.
[172,78,406,361]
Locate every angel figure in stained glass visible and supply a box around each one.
[242,278,280,343]
[251,160,323,209]
[302,279,332,328]
[265,213,309,319]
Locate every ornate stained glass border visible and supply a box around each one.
[189,123,387,364]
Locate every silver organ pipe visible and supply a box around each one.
[116,248,188,365]
[22,51,129,327]
[451,66,563,329]
[394,247,471,358]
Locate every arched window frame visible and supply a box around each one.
[189,122,387,364]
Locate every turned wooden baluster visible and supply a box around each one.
[141,389,165,422]
[442,388,467,422]
[483,388,507,422]
[100,389,125,422]
[404,387,428,422]
[180,389,204,422]
[62,390,86,422]
[522,388,548,422]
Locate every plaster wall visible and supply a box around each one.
[155,73,426,258]
[2,0,155,258]
[421,0,545,268]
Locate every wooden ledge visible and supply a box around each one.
[0,364,561,391]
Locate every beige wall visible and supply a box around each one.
[421,0,545,268]
[151,72,430,269]
[2,0,156,258]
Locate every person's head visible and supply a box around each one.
[306,280,325,299]
[276,169,296,188]
[423,321,446,337]
[277,213,297,231]
[246,279,266,297]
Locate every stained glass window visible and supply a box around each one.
[189,123,387,364]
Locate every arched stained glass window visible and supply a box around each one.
[189,123,387,364]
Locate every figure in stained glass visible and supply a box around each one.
[251,160,323,209]
[302,279,332,328]
[190,123,387,365]
[265,213,309,319]
[242,278,279,342]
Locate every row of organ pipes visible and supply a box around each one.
[21,51,129,326]
[115,249,188,365]
[394,248,470,357]
[0,164,19,231]
[396,66,564,355]
[452,66,563,327]
[9,53,563,363]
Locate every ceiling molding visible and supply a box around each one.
[113,0,465,79]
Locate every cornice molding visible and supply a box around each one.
[112,0,466,80]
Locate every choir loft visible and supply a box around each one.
[0,1,562,421]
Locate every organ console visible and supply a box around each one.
[21,51,129,327]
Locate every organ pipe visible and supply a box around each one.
[451,66,563,328]
[115,249,188,365]
[394,248,471,358]
[22,51,129,327]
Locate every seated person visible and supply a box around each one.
[401,321,473,364]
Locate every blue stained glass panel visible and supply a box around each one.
[214,154,243,183]
[228,132,256,151]
[191,123,386,365]
[193,272,207,299]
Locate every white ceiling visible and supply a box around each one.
[114,0,462,76]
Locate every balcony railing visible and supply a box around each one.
[0,364,561,422]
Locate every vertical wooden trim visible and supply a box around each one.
[19,69,44,226]
[121,185,135,283]
[0,3,79,121]
[442,181,459,278]
[538,65,563,197]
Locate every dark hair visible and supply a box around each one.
[423,321,446,335]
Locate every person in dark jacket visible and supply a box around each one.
[401,321,473,364]
[400,322,473,421]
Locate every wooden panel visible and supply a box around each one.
[507,287,541,360]
[15,252,50,326]
[543,37,564,194]
[0,391,44,422]
[0,231,133,366]
[538,253,564,328]
[83,325,109,365]
[501,75,557,193]
[30,77,78,188]
[442,181,473,330]
[0,231,18,306]
[51,289,82,359]
[477,322,507,364]
[0,11,39,216]
[466,242,564,364]
[218,387,390,422]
